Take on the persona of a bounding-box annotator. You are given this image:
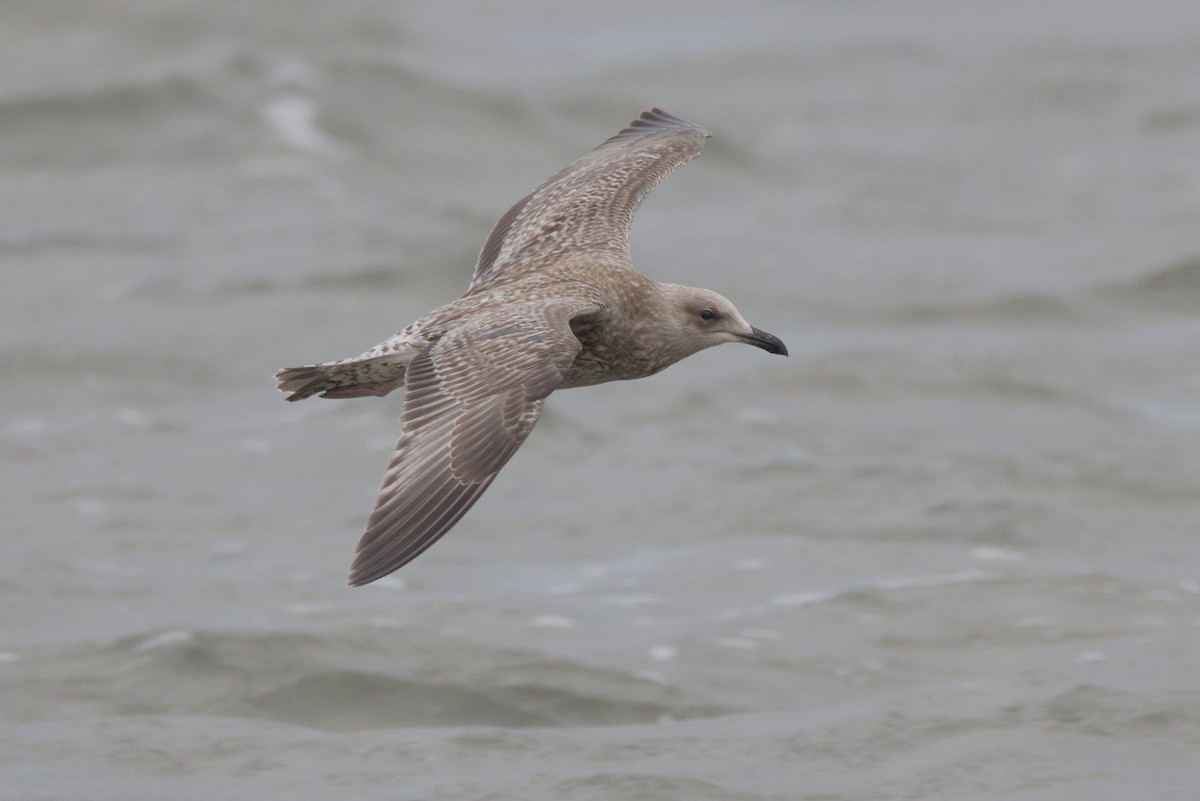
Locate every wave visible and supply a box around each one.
[884,292,1082,325]
[2,628,728,731]
[1095,256,1200,311]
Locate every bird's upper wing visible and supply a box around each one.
[347,298,602,586]
[468,108,711,292]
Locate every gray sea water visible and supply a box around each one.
[3,1,1200,799]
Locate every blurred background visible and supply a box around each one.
[2,1,1199,799]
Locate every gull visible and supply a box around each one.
[276,109,787,586]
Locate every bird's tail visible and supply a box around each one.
[275,354,411,402]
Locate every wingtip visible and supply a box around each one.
[346,551,390,587]
[346,552,371,586]
[640,107,711,137]
[346,560,373,587]
[347,566,393,587]
[605,108,711,145]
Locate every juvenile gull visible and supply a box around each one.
[276,109,787,586]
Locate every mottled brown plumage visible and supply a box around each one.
[276,109,787,586]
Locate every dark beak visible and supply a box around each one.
[740,327,788,356]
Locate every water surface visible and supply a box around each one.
[3,1,1200,799]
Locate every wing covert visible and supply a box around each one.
[347,299,600,585]
[469,108,710,291]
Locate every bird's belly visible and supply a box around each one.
[559,342,665,389]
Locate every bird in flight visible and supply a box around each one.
[276,109,787,586]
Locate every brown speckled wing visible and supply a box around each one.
[469,108,710,291]
[347,299,601,586]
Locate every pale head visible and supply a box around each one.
[654,283,788,366]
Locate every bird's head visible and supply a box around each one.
[657,284,788,364]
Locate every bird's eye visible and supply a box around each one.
[699,308,716,321]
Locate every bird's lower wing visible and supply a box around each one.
[347,299,600,586]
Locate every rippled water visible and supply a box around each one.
[3,1,1200,799]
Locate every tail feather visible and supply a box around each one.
[277,334,423,402]
[275,358,409,402]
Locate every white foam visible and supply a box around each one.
[135,630,193,652]
[971,547,1026,563]
[3,417,50,437]
[712,637,759,650]
[262,94,346,159]
[648,645,677,662]
[771,590,835,607]
[874,569,995,591]
[210,539,246,557]
[237,438,274,455]
[115,407,155,428]
[603,593,661,609]
[283,602,334,616]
